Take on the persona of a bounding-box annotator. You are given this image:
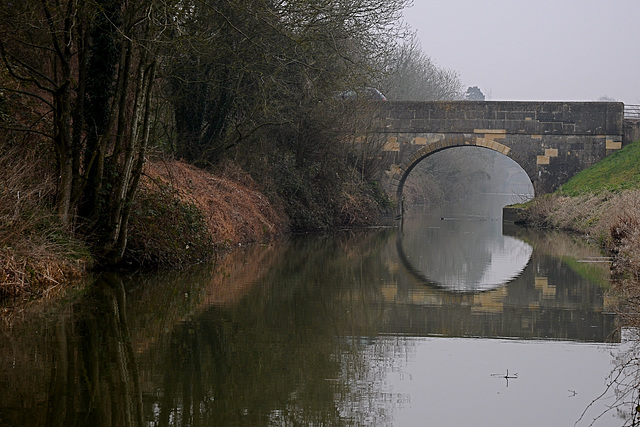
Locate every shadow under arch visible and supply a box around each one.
[391,134,536,215]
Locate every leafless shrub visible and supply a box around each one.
[576,328,640,426]
[0,142,55,244]
[519,194,563,227]
[338,182,384,227]
[608,191,640,278]
[0,138,89,300]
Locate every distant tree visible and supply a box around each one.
[465,86,485,101]
[377,35,463,101]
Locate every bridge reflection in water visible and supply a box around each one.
[396,214,533,293]
[381,196,616,343]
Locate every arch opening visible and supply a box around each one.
[394,143,535,215]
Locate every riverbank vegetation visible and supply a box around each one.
[520,140,640,275]
[0,1,464,301]
[518,140,640,324]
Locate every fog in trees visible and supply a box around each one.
[403,147,534,207]
[377,34,464,101]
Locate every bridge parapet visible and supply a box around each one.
[376,101,624,136]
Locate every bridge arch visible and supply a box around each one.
[390,134,536,212]
[373,101,625,215]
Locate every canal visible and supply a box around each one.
[1,194,637,426]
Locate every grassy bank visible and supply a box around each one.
[520,140,640,269]
[518,140,640,322]
[1,157,290,302]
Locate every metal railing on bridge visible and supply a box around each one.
[625,104,640,119]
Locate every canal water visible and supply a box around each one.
[1,194,638,426]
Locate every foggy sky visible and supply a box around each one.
[403,0,640,105]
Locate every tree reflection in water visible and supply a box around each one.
[577,328,640,426]
[136,231,406,426]
[45,273,143,426]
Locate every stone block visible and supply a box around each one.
[474,128,507,135]
[423,144,436,153]
[492,141,509,154]
[397,119,412,131]
[425,133,446,144]
[505,111,527,121]
[413,108,430,119]
[537,155,550,165]
[500,120,520,133]
[392,109,415,120]
[410,119,428,130]
[536,111,559,122]
[606,139,622,150]
[383,137,399,152]
[541,122,564,134]
[465,110,484,120]
[429,107,450,119]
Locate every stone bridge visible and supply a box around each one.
[369,101,626,214]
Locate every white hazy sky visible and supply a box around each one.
[402,0,640,105]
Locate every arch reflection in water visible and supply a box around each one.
[398,200,532,293]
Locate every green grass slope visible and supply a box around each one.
[560,140,640,196]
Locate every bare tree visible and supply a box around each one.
[465,86,485,100]
[0,0,416,255]
[0,0,166,263]
[378,34,464,101]
[161,0,411,164]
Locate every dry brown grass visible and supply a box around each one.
[0,243,87,300]
[142,158,288,248]
[525,190,640,326]
[0,138,91,301]
[2,148,288,300]
[523,191,640,249]
[608,191,640,279]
